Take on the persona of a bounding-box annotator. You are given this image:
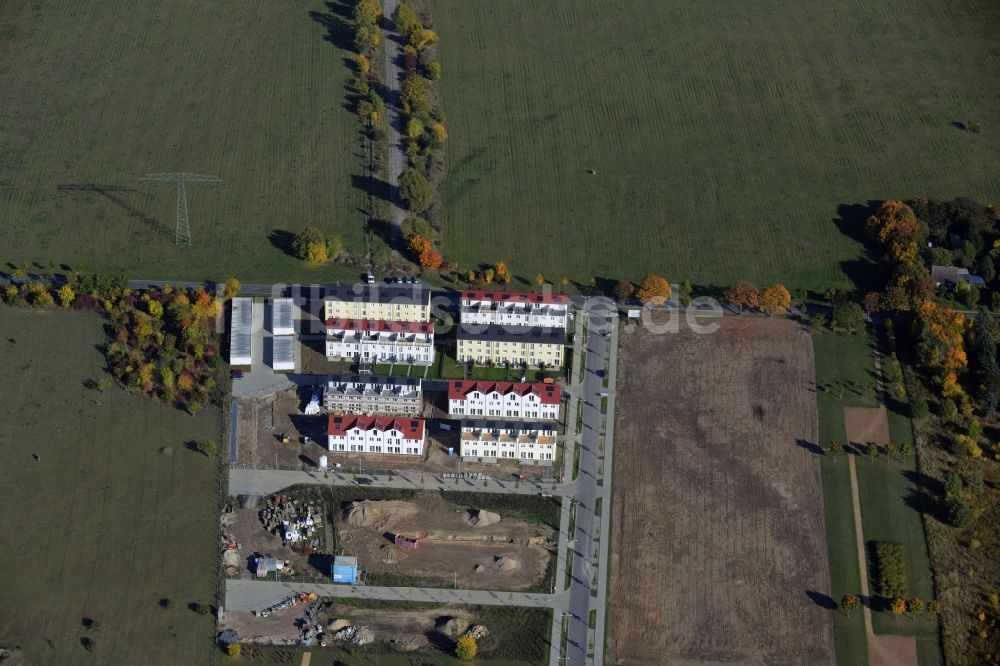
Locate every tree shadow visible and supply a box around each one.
[58,183,171,238]
[268,229,297,258]
[307,552,334,576]
[795,438,824,455]
[806,590,838,610]
[833,201,884,294]
[902,468,946,522]
[352,174,390,204]
[308,1,354,53]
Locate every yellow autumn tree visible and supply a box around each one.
[760,283,791,313]
[455,635,477,661]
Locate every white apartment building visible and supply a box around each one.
[325,319,435,365]
[327,415,425,456]
[459,420,558,464]
[448,380,561,420]
[460,289,570,330]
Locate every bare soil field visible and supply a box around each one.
[608,316,835,666]
[338,494,554,590]
[844,406,891,447]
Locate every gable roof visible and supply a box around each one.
[461,289,569,305]
[456,323,565,344]
[448,380,560,404]
[328,415,425,439]
[326,318,433,334]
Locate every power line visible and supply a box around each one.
[139,172,222,246]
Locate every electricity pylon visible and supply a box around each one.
[139,172,221,246]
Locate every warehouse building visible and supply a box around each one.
[271,297,295,335]
[229,297,253,366]
[272,335,295,372]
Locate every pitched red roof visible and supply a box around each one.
[460,289,569,305]
[326,318,433,334]
[448,380,561,405]
[327,415,425,439]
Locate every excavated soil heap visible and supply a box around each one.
[465,509,501,527]
[344,500,418,528]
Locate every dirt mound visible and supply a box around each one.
[495,556,521,571]
[473,564,485,573]
[223,550,241,567]
[327,618,351,632]
[344,500,418,528]
[465,509,501,527]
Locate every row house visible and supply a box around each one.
[325,318,435,365]
[327,415,425,456]
[324,284,431,323]
[456,323,564,369]
[324,374,423,415]
[448,380,560,420]
[460,290,570,330]
[459,420,558,463]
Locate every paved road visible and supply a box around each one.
[229,467,569,498]
[380,0,406,232]
[563,306,618,665]
[225,579,565,613]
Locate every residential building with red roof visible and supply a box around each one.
[327,415,426,456]
[325,318,435,365]
[460,289,570,330]
[448,380,561,420]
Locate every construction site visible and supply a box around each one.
[338,494,556,591]
[234,387,556,480]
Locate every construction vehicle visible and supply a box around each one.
[279,433,290,444]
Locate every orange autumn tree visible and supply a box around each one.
[494,261,511,284]
[723,281,760,312]
[760,283,791,314]
[419,246,443,269]
[634,274,671,305]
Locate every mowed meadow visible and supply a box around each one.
[434,0,1000,291]
[0,309,222,664]
[0,0,365,282]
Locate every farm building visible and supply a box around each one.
[271,298,295,335]
[272,336,295,371]
[331,555,359,584]
[229,297,253,366]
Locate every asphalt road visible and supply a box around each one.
[380,0,406,231]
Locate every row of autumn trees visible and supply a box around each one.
[612,275,793,314]
[0,270,238,413]
[394,2,450,270]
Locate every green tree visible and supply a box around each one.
[832,301,865,331]
[226,641,241,658]
[393,3,421,34]
[401,75,429,115]
[96,377,112,393]
[326,234,344,259]
[866,442,880,463]
[399,168,433,213]
[907,597,925,617]
[828,440,844,461]
[194,440,218,458]
[291,227,329,263]
[352,0,380,27]
[455,635,477,661]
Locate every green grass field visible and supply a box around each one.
[813,329,943,666]
[435,0,1000,290]
[0,308,222,664]
[0,0,366,283]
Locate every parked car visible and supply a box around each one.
[355,476,374,485]
[365,273,375,284]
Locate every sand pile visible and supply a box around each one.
[222,550,241,567]
[495,556,521,571]
[440,617,470,638]
[465,509,501,527]
[327,618,351,632]
[344,500,417,528]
